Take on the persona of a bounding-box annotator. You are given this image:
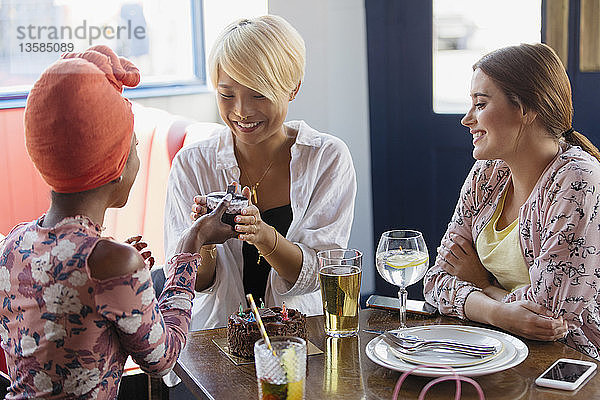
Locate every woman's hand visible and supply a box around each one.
[176,194,237,254]
[190,181,240,221]
[493,300,569,341]
[234,187,275,249]
[439,233,491,288]
[190,195,208,221]
[125,235,154,267]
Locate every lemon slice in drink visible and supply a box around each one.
[385,253,429,270]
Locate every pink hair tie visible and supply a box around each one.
[392,364,485,400]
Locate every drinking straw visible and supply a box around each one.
[246,293,276,356]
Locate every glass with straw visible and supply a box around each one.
[247,294,307,400]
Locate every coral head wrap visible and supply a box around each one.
[24,45,140,193]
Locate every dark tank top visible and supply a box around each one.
[242,204,293,302]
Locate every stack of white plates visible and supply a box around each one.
[365,325,528,377]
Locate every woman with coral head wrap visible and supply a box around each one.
[0,45,236,399]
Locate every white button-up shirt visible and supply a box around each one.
[164,120,356,330]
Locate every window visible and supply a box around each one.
[0,0,205,106]
[433,0,542,113]
[580,0,600,72]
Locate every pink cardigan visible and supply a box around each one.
[424,145,600,359]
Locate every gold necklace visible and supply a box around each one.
[239,137,289,204]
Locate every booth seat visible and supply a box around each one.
[0,107,51,236]
[0,103,223,266]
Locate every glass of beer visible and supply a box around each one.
[317,249,362,337]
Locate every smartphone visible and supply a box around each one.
[366,295,437,316]
[535,358,597,391]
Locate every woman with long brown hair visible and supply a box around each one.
[424,43,600,359]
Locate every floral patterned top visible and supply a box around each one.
[0,216,200,399]
[424,145,600,359]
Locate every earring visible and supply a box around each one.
[112,176,123,184]
[290,81,301,101]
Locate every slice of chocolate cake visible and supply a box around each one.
[227,307,307,358]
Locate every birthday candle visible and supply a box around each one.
[281,302,289,321]
[238,303,245,317]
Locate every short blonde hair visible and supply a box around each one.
[208,15,305,104]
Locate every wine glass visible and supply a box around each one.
[375,230,429,328]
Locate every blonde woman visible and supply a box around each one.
[164,15,356,330]
[424,43,600,359]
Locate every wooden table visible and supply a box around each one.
[174,309,600,399]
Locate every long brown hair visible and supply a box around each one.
[474,43,600,162]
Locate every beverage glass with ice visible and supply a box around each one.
[375,230,428,328]
[254,336,306,400]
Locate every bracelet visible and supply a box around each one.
[257,226,278,264]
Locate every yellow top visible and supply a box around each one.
[476,190,530,292]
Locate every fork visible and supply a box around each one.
[364,329,497,353]
[382,333,495,358]
[392,333,497,352]
[384,339,491,358]
[382,332,497,357]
